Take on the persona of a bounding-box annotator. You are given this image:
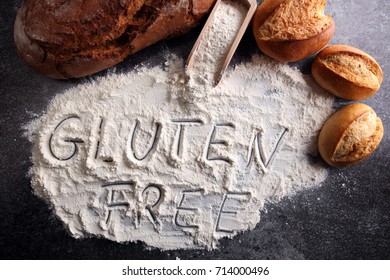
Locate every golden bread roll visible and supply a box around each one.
[312,45,383,100]
[252,0,335,62]
[318,103,383,167]
[14,0,214,79]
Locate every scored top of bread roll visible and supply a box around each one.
[318,103,384,167]
[312,45,383,100]
[257,0,333,40]
[252,0,334,62]
[14,0,214,79]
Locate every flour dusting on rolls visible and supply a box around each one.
[14,0,214,79]
[252,0,334,62]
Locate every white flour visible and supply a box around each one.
[26,0,335,250]
[186,0,247,100]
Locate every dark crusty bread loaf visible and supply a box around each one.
[14,0,214,79]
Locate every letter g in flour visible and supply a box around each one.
[45,115,85,162]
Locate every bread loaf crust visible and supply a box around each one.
[318,103,384,167]
[252,0,334,62]
[14,0,215,79]
[312,45,383,100]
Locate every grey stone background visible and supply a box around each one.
[0,0,389,259]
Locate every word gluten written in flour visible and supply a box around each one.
[46,115,287,171]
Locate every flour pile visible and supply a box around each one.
[26,54,334,250]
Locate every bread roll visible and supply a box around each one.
[252,0,334,62]
[318,103,383,167]
[14,0,214,79]
[312,45,383,100]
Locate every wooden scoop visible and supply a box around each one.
[186,0,257,86]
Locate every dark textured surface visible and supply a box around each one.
[1,0,389,260]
